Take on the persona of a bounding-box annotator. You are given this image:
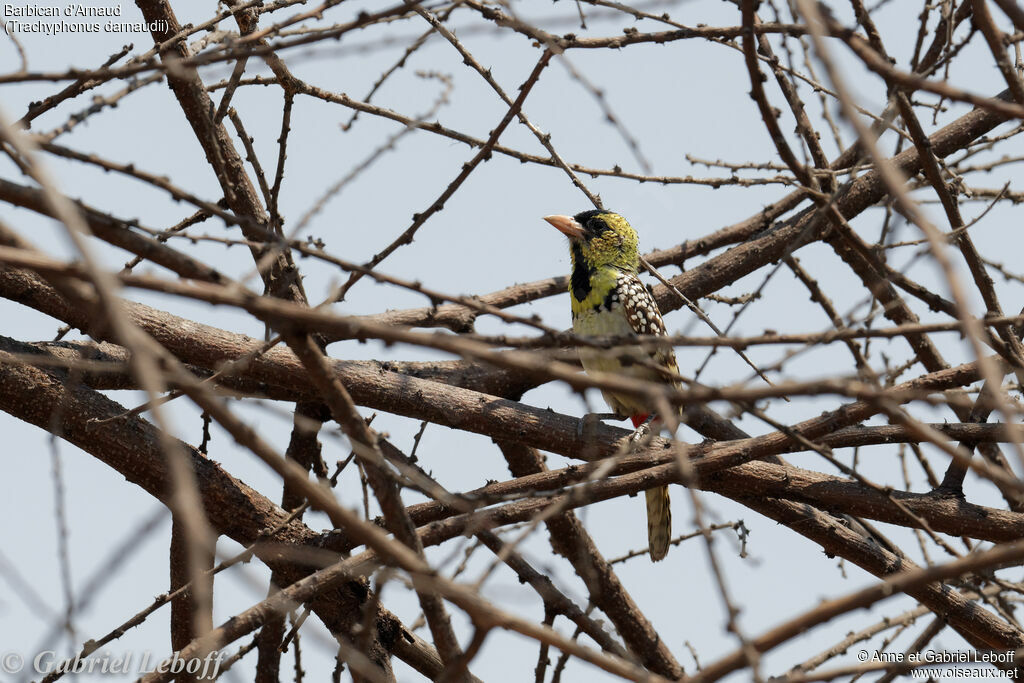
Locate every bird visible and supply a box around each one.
[543,210,676,561]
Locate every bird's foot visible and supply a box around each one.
[629,415,656,449]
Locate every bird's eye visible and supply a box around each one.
[585,218,609,236]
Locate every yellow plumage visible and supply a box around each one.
[544,210,677,562]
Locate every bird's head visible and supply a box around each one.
[543,210,639,272]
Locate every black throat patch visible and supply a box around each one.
[570,242,593,302]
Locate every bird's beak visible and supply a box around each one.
[543,215,585,240]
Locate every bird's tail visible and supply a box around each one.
[629,414,672,561]
[645,485,671,562]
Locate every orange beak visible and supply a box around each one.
[543,214,585,240]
